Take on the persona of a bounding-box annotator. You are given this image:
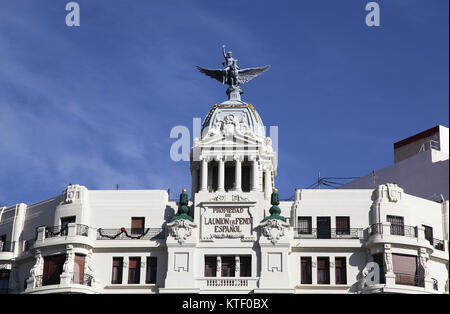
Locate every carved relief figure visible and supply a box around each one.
[30,250,43,278]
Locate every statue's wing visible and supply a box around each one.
[237,65,271,84]
[196,66,223,83]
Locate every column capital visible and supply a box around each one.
[263,164,273,172]
[248,155,258,162]
[214,155,225,162]
[233,155,244,162]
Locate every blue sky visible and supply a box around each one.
[0,0,448,205]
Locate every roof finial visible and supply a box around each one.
[197,45,270,100]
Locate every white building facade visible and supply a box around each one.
[0,89,448,295]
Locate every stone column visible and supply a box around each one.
[264,166,272,200]
[200,158,208,192]
[217,256,222,278]
[235,256,240,277]
[234,155,242,192]
[217,156,225,192]
[250,156,259,192]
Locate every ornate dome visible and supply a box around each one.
[201,99,266,138]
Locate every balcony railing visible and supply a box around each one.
[24,238,36,252]
[43,225,68,238]
[390,224,417,237]
[368,223,417,238]
[431,238,445,251]
[368,223,382,236]
[0,241,14,252]
[97,228,165,240]
[294,228,362,239]
[72,272,93,286]
[206,279,249,287]
[39,224,91,239]
[394,273,424,287]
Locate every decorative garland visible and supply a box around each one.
[98,227,150,239]
[46,225,68,237]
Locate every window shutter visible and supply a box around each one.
[131,218,144,229]
[392,254,417,285]
[129,257,140,269]
[336,217,349,230]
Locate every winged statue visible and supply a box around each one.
[197,45,270,90]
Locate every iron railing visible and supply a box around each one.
[24,238,36,251]
[72,272,93,286]
[368,223,382,236]
[368,223,417,238]
[293,228,362,239]
[431,238,445,251]
[394,273,424,287]
[0,241,14,252]
[206,279,249,287]
[97,228,165,240]
[44,225,68,238]
[39,224,91,239]
[390,224,417,237]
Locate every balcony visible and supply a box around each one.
[369,223,417,238]
[197,278,259,290]
[0,241,15,261]
[34,224,95,249]
[430,238,445,251]
[293,228,363,239]
[26,272,96,294]
[44,224,90,239]
[72,272,93,286]
[395,273,424,288]
[97,228,165,240]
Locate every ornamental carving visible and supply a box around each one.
[167,219,197,244]
[207,114,254,137]
[260,218,290,245]
[377,183,403,203]
[30,250,43,278]
[209,194,226,202]
[63,184,82,204]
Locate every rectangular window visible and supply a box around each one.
[301,257,312,284]
[317,217,331,239]
[423,225,433,245]
[73,254,86,284]
[128,257,141,284]
[131,217,145,234]
[392,254,419,287]
[298,217,312,234]
[204,256,217,277]
[111,257,123,284]
[0,235,6,252]
[239,256,251,277]
[221,256,235,277]
[317,257,330,284]
[146,257,157,284]
[60,216,76,236]
[387,215,404,236]
[335,257,347,284]
[336,217,350,235]
[42,254,66,286]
